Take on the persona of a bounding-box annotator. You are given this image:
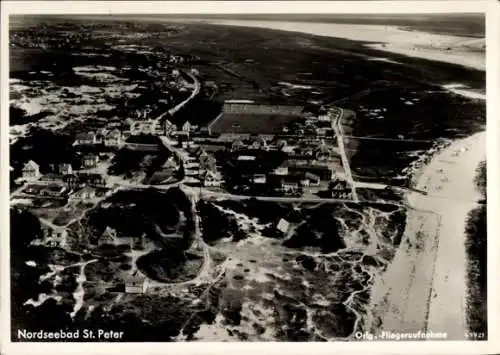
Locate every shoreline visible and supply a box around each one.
[367,131,485,338]
[178,19,485,72]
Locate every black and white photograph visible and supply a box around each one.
[1,1,497,353]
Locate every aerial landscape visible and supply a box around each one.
[8,13,486,342]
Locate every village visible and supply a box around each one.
[9,57,362,300]
[11,98,356,211]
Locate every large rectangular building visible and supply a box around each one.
[206,102,304,136]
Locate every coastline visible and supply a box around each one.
[179,19,485,72]
[367,131,485,338]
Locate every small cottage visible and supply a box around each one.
[74,132,97,146]
[276,218,290,234]
[98,226,119,246]
[164,119,176,136]
[22,160,41,180]
[252,174,267,185]
[202,170,223,187]
[273,166,289,176]
[104,129,122,147]
[230,139,245,152]
[123,274,146,294]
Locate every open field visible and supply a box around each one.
[209,113,301,135]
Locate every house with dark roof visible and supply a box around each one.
[328,176,352,199]
[74,131,97,146]
[122,273,146,294]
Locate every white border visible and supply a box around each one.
[1,2,499,355]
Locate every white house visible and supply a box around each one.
[273,166,289,176]
[123,274,146,294]
[277,218,291,234]
[104,129,122,147]
[253,174,267,185]
[202,171,223,187]
[164,120,176,136]
[22,160,41,180]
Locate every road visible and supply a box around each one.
[150,69,201,133]
[332,107,360,201]
[167,71,201,116]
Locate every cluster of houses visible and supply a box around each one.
[19,159,108,200]
[221,134,346,195]
[282,112,335,137]
[74,128,123,147]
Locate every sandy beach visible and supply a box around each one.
[185,20,485,72]
[367,131,485,338]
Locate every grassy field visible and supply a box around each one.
[209,113,300,135]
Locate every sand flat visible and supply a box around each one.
[187,20,484,71]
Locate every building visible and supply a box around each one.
[314,144,335,161]
[40,173,61,182]
[236,155,256,162]
[98,226,119,246]
[230,139,246,152]
[63,174,81,189]
[328,176,352,199]
[248,135,269,151]
[104,129,122,147]
[273,166,289,176]
[71,186,96,200]
[82,154,99,169]
[58,163,73,176]
[252,174,267,185]
[164,119,176,136]
[181,121,192,134]
[199,153,217,172]
[202,170,223,187]
[276,218,291,234]
[74,132,97,146]
[280,174,302,192]
[305,172,321,186]
[22,160,41,180]
[286,161,335,181]
[87,173,106,187]
[123,274,146,294]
